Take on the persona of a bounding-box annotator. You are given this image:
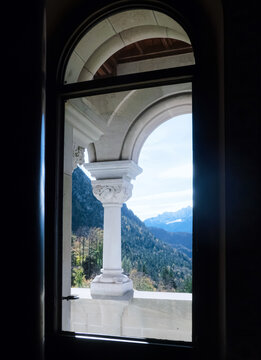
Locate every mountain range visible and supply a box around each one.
[144,206,192,233]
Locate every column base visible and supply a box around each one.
[90,272,133,300]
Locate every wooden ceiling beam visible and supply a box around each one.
[117,46,193,63]
[96,67,107,76]
[102,62,112,74]
[161,38,169,49]
[135,42,144,54]
[94,38,192,78]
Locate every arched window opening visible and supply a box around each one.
[64,9,194,84]
[61,8,194,343]
[93,37,193,79]
[125,114,193,294]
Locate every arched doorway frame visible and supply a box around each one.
[61,6,195,338]
[61,2,195,334]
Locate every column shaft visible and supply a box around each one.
[103,204,122,272]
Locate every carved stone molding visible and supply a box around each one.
[84,160,142,181]
[92,179,133,205]
[72,144,85,171]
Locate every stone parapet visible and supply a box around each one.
[70,288,192,342]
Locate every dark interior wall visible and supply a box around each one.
[3,0,260,359]
[224,2,260,359]
[3,1,45,360]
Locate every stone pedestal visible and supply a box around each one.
[84,161,142,299]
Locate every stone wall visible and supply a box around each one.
[71,289,192,342]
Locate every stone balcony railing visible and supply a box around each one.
[70,288,192,342]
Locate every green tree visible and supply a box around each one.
[72,266,87,287]
[161,266,177,291]
[130,269,156,291]
[183,276,192,293]
[82,227,103,280]
[122,256,132,274]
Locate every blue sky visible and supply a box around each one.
[126,114,193,220]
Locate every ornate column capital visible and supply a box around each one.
[91,179,133,205]
[84,160,142,181]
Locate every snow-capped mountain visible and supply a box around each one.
[144,206,192,233]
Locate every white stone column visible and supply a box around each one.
[84,160,142,299]
[91,179,132,298]
[63,119,85,330]
[62,121,73,331]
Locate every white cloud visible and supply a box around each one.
[127,199,193,221]
[126,114,193,220]
[158,164,193,179]
[127,190,193,220]
[127,189,192,203]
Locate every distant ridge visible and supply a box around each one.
[144,206,192,233]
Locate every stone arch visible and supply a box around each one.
[82,83,192,163]
[121,92,192,163]
[64,9,193,84]
[64,8,194,165]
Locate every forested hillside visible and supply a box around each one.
[71,167,192,292]
[148,227,192,258]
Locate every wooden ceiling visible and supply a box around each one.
[94,38,193,78]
